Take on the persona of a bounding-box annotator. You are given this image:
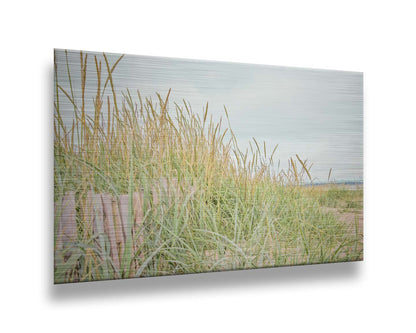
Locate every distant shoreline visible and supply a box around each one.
[302,180,363,188]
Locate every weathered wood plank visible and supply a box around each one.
[91,193,104,249]
[54,197,62,251]
[171,177,179,198]
[152,179,161,207]
[133,191,144,227]
[101,193,120,269]
[82,191,94,238]
[118,195,129,240]
[112,196,125,261]
[133,191,145,262]
[57,191,77,250]
[152,177,181,207]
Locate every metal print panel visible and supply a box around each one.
[54,49,363,284]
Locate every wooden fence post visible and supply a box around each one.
[101,193,120,269]
[133,191,145,264]
[92,193,104,249]
[112,196,125,263]
[82,191,94,239]
[57,191,77,251]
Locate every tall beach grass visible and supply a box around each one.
[54,50,363,283]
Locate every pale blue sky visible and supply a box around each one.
[55,49,363,183]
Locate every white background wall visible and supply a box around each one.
[1,0,415,332]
